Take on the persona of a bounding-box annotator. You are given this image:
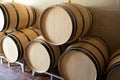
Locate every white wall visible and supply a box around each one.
[1,0,120,10]
[1,0,120,54]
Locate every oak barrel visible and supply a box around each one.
[0,2,36,32]
[2,28,40,62]
[40,3,92,45]
[105,49,120,80]
[0,32,5,53]
[58,36,109,80]
[25,36,62,73]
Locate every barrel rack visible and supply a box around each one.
[0,55,4,64]
[32,70,64,80]
[0,56,25,73]
[0,58,64,80]
[7,60,25,73]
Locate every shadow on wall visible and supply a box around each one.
[88,8,120,54]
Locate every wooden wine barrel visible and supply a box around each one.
[0,32,6,53]
[2,28,40,62]
[105,49,120,80]
[25,36,62,73]
[40,3,92,45]
[0,2,36,32]
[58,36,109,80]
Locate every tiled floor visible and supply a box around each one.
[0,60,60,80]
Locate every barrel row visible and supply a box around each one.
[1,33,111,80]
[1,27,40,62]
[0,2,36,33]
[19,35,108,80]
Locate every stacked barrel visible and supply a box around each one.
[2,2,119,80]
[25,36,62,73]
[104,49,120,80]
[0,2,41,62]
[25,2,92,73]
[58,36,109,80]
[0,2,36,32]
[0,32,5,54]
[24,3,110,80]
[40,3,92,45]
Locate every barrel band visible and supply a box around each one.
[18,30,31,42]
[67,47,100,80]
[40,39,56,69]
[58,46,63,54]
[70,46,101,75]
[31,39,54,71]
[70,4,84,37]
[31,7,36,26]
[36,41,53,71]
[10,3,19,29]
[110,53,120,60]
[24,6,30,28]
[30,28,40,36]
[0,3,10,31]
[58,5,77,42]
[86,8,93,26]
[92,36,110,55]
[81,41,106,65]
[105,61,120,77]
[8,35,22,61]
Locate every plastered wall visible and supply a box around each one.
[1,0,120,54]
